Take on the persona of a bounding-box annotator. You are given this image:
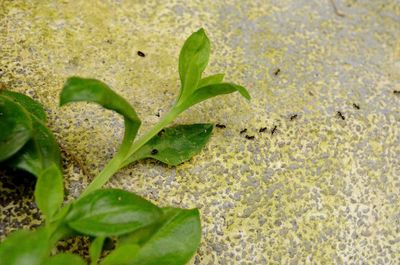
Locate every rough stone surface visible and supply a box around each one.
[1,0,399,264]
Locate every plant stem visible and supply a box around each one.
[81,106,182,196]
[126,106,182,161]
[81,155,123,196]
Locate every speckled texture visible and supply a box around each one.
[1,0,399,264]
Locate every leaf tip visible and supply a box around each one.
[195,28,209,43]
[235,85,251,100]
[197,28,206,34]
[59,96,66,107]
[191,207,201,217]
[59,77,78,107]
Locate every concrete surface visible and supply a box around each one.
[0,0,399,264]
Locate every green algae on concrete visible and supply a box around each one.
[1,0,399,264]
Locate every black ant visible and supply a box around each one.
[290,114,298,120]
[240,128,247,134]
[245,135,255,140]
[259,127,267,133]
[337,111,345,120]
[216,124,226,129]
[271,126,277,135]
[157,129,165,137]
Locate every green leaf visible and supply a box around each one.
[126,208,201,265]
[0,95,33,161]
[60,77,139,123]
[60,76,141,150]
[34,163,64,222]
[89,236,105,265]
[197,73,224,88]
[118,221,161,247]
[100,244,140,265]
[0,90,47,121]
[43,253,86,265]
[178,83,250,112]
[66,189,162,237]
[178,28,210,102]
[8,118,62,177]
[0,229,50,265]
[0,91,62,180]
[125,124,213,166]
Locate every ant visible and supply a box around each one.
[337,111,345,120]
[271,126,277,135]
[157,129,165,137]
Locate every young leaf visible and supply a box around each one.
[0,90,47,121]
[0,95,33,161]
[124,124,213,166]
[8,118,61,177]
[125,208,201,265]
[177,83,250,112]
[0,229,50,265]
[34,163,64,222]
[197,73,224,88]
[178,28,210,102]
[43,253,86,265]
[100,244,140,265]
[60,76,141,150]
[66,189,162,236]
[89,236,105,265]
